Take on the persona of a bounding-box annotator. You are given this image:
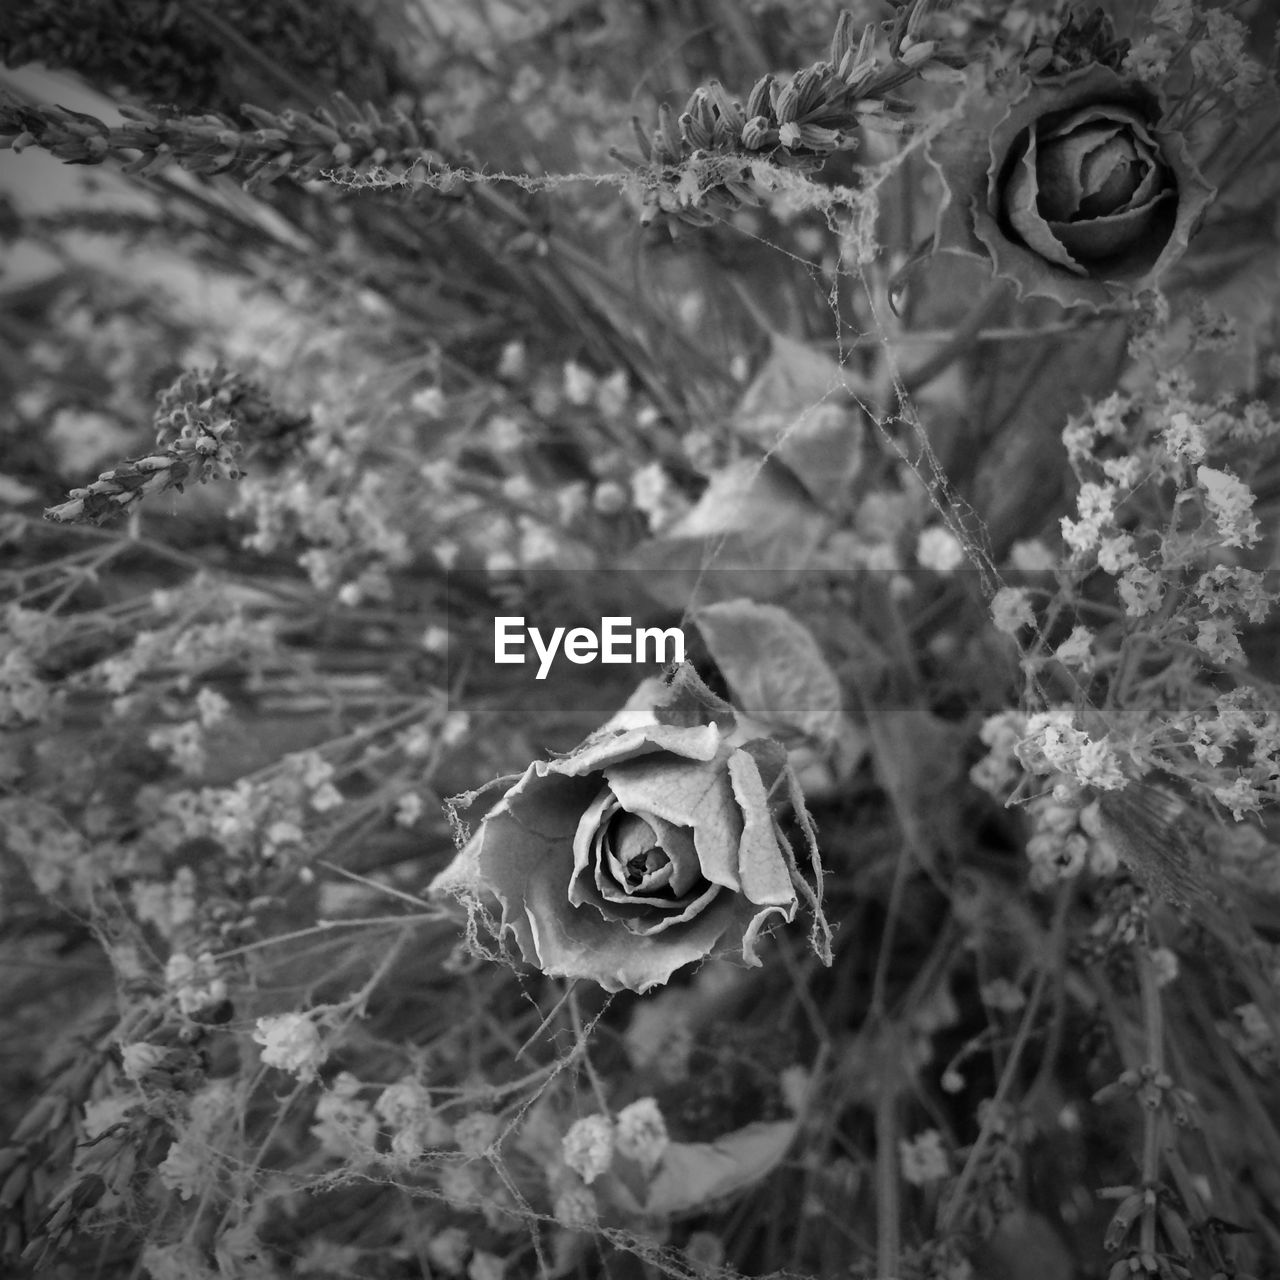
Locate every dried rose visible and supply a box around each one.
[430,667,821,993]
[930,64,1214,309]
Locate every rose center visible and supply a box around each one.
[607,812,672,891]
[1037,123,1152,223]
[625,848,667,887]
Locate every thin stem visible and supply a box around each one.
[938,943,1053,1235]
[1136,944,1165,1256]
[568,985,611,1114]
[874,1028,901,1280]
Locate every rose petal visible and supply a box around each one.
[728,749,798,908]
[542,722,721,781]
[592,849,677,908]
[1107,147,1164,215]
[1039,122,1146,219]
[572,789,620,891]
[571,794,675,907]
[1076,132,1147,217]
[597,817,676,900]
[572,866,724,934]
[1031,104,1166,221]
[1034,124,1098,221]
[430,764,602,964]
[523,871,740,993]
[601,810,672,892]
[608,810,663,863]
[1039,101,1161,149]
[613,852,675,896]
[603,752,745,891]
[1003,131,1088,275]
[646,815,703,895]
[1047,189,1172,264]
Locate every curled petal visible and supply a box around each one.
[525,870,739,992]
[1003,132,1085,274]
[728,749,798,908]
[1046,190,1172,263]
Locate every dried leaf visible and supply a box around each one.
[626,460,829,609]
[735,335,868,510]
[693,599,844,744]
[641,1119,799,1217]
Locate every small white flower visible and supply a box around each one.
[496,339,526,380]
[253,1012,326,1081]
[157,1137,205,1200]
[411,387,447,418]
[899,1129,949,1185]
[440,710,470,747]
[1194,618,1245,666]
[1163,411,1207,463]
[453,1111,501,1158]
[592,480,628,515]
[991,586,1035,635]
[312,1076,377,1157]
[1197,465,1260,548]
[1008,539,1057,571]
[552,1183,598,1230]
[554,481,588,526]
[396,793,424,827]
[1096,533,1139,575]
[1149,947,1179,987]
[120,1042,168,1082]
[1118,565,1163,617]
[271,818,306,846]
[630,463,671,517]
[310,782,345,812]
[563,361,597,406]
[298,753,334,789]
[614,1098,668,1174]
[595,369,629,418]
[376,1078,435,1126]
[779,1065,812,1115]
[1214,777,1262,820]
[195,687,231,728]
[421,625,450,655]
[1053,625,1095,672]
[561,1114,614,1184]
[916,525,966,573]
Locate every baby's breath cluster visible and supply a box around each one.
[997,372,1280,820]
[1123,0,1271,109]
[971,709,1121,890]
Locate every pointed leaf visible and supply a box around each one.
[641,1119,799,1216]
[694,599,844,743]
[734,335,868,510]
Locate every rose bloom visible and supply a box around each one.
[931,64,1214,309]
[430,670,808,993]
